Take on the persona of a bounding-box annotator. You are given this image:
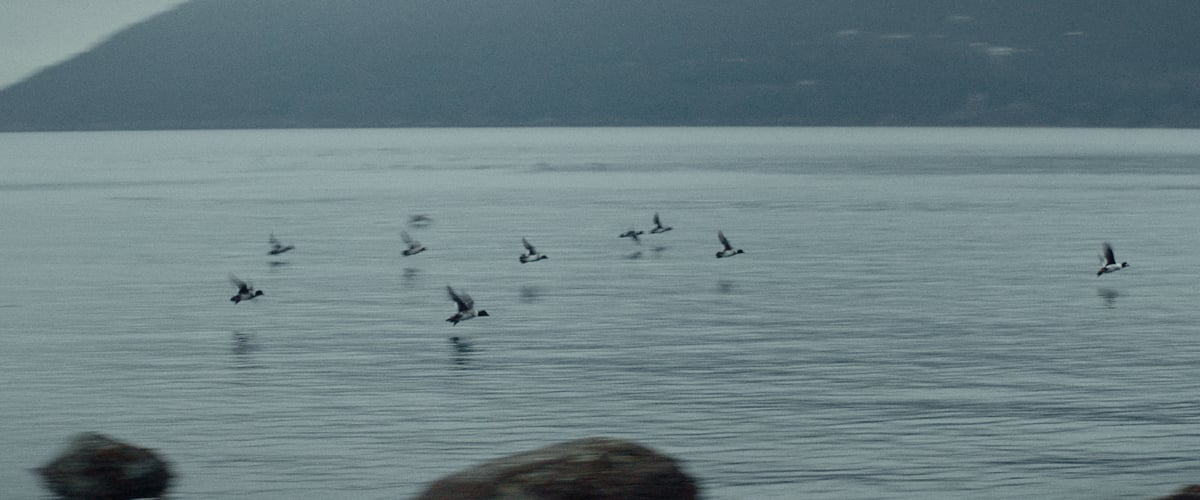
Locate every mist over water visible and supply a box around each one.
[3,128,1200,499]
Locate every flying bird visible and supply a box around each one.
[401,231,427,256]
[1097,242,1129,276]
[229,274,264,304]
[268,233,294,255]
[446,286,489,325]
[407,214,433,228]
[715,231,744,258]
[649,212,673,234]
[519,237,548,263]
[620,229,644,244]
[408,213,436,226]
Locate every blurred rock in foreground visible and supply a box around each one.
[36,432,172,500]
[1159,485,1200,499]
[417,436,698,500]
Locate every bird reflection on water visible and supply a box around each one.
[1097,288,1120,309]
[519,285,543,303]
[449,336,475,366]
[232,332,259,354]
[230,332,262,371]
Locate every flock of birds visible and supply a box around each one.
[226,212,749,326]
[228,217,1129,331]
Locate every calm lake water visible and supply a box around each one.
[3,127,1200,499]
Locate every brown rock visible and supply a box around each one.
[1158,485,1200,500]
[36,432,172,500]
[417,436,698,500]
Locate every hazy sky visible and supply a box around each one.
[0,0,186,89]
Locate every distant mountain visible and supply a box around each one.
[2,0,1200,130]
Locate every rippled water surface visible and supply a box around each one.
[3,127,1200,499]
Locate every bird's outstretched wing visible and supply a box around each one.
[229,274,251,294]
[522,237,536,253]
[447,286,472,312]
[718,231,733,251]
[1101,242,1116,266]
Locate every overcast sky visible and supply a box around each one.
[0,0,186,89]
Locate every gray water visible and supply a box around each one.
[3,127,1200,499]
